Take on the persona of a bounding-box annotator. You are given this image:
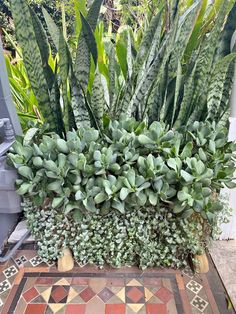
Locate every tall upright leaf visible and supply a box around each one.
[91,70,105,128]
[75,0,103,91]
[42,8,60,51]
[11,0,57,130]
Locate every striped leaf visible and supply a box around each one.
[207,53,236,121]
[11,0,57,130]
[168,1,201,77]
[75,0,103,91]
[80,13,98,66]
[108,46,116,109]
[91,70,105,128]
[70,75,91,129]
[42,8,60,51]
[29,7,54,91]
[59,32,71,132]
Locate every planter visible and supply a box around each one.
[0,119,21,250]
[194,253,209,274]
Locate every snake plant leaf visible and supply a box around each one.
[207,53,236,121]
[108,46,116,110]
[91,70,105,128]
[49,72,65,137]
[70,75,91,129]
[168,0,201,78]
[135,8,163,71]
[29,7,54,91]
[58,31,74,132]
[11,0,57,131]
[75,0,103,91]
[42,7,60,51]
[125,17,178,117]
[80,13,98,66]
[216,1,236,58]
[127,30,133,79]
[187,1,228,121]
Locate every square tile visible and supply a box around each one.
[29,255,43,267]
[0,279,11,294]
[25,303,47,314]
[3,265,18,279]
[105,304,126,314]
[186,280,203,294]
[191,295,208,313]
[155,287,173,303]
[23,287,39,302]
[126,286,145,303]
[98,288,114,302]
[36,277,54,285]
[79,287,95,302]
[14,255,28,267]
[146,303,167,314]
[66,304,85,314]
[50,286,69,303]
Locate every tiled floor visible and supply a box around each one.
[0,248,235,314]
[210,240,236,309]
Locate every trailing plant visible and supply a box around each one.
[9,0,236,135]
[23,199,205,268]
[8,118,236,224]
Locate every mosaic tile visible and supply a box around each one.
[23,287,39,302]
[3,265,18,279]
[146,303,167,314]
[191,295,209,313]
[79,287,96,302]
[25,303,47,314]
[29,255,43,267]
[14,255,28,267]
[0,279,11,294]
[66,304,86,314]
[186,279,203,294]
[126,286,145,303]
[0,298,3,307]
[105,303,126,314]
[155,287,173,303]
[49,285,70,303]
[127,303,145,313]
[98,287,114,302]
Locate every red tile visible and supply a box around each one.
[126,287,144,303]
[105,304,126,314]
[66,304,86,314]
[79,287,95,302]
[51,286,68,302]
[146,304,167,314]
[155,287,173,303]
[25,304,47,314]
[23,287,39,303]
[35,277,54,285]
[71,277,89,285]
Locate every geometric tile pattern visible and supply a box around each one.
[191,294,209,312]
[3,265,18,279]
[186,279,203,294]
[0,279,11,294]
[12,276,177,313]
[0,249,231,314]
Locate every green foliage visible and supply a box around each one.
[23,199,205,268]
[8,118,236,225]
[9,0,236,134]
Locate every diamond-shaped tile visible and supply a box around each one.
[155,287,173,303]
[14,255,28,267]
[3,265,18,279]
[0,279,11,294]
[29,256,43,267]
[126,286,145,303]
[49,286,69,303]
[191,295,208,312]
[182,266,194,279]
[79,287,95,302]
[98,288,114,302]
[186,280,203,294]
